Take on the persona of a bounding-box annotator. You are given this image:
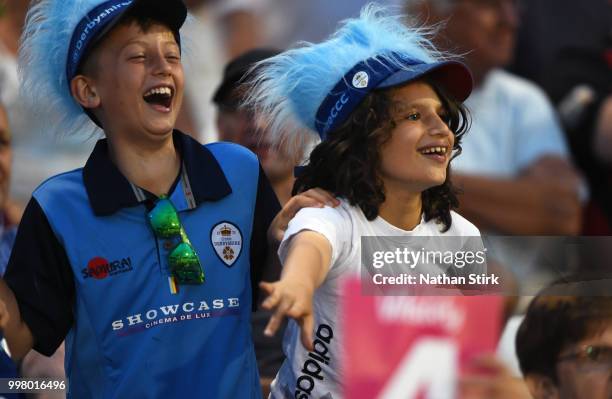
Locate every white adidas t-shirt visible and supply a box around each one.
[269,199,481,399]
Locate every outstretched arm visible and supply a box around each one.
[261,187,338,290]
[261,230,332,351]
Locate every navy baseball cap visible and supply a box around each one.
[66,0,188,83]
[314,54,473,137]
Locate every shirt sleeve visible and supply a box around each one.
[249,164,281,309]
[3,198,75,356]
[278,204,350,274]
[513,83,591,201]
[514,84,570,171]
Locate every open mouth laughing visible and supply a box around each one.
[143,85,174,112]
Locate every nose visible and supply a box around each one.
[426,113,455,147]
[426,113,452,137]
[151,52,172,76]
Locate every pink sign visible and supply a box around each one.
[342,278,503,399]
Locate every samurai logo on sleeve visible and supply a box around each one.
[211,222,243,267]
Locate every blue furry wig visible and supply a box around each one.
[244,3,470,159]
[19,0,113,137]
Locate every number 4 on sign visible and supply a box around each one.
[378,339,457,399]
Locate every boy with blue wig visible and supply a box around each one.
[0,0,333,397]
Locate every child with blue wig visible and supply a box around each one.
[0,0,334,397]
[245,4,483,398]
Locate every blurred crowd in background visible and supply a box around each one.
[0,0,611,398]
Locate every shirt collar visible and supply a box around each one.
[83,130,232,216]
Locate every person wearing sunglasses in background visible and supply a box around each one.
[0,0,335,397]
[516,282,612,399]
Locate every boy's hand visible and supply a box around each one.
[260,280,315,351]
[267,188,339,245]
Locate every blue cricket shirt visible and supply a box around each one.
[5,131,280,398]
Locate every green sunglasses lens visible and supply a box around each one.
[148,198,181,237]
[147,196,205,285]
[169,242,205,284]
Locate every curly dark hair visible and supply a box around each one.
[293,78,470,231]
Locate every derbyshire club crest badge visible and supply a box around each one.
[211,222,243,267]
[352,71,369,88]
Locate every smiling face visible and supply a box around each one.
[554,325,612,399]
[378,81,455,194]
[74,21,184,143]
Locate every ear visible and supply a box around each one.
[525,374,560,399]
[70,75,101,109]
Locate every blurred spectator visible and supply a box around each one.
[212,48,295,396]
[212,48,295,205]
[517,286,612,399]
[510,0,609,94]
[175,0,226,142]
[3,7,69,390]
[510,0,612,234]
[0,101,23,399]
[0,103,16,269]
[1,0,95,203]
[214,0,405,56]
[0,102,65,399]
[0,1,26,103]
[405,0,584,294]
[0,0,27,147]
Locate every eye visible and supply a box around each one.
[166,54,181,63]
[129,54,146,62]
[406,112,420,121]
[585,346,612,362]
